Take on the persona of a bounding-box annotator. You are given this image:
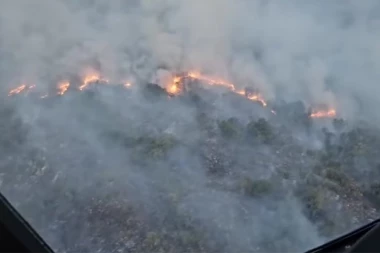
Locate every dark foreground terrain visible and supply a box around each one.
[1,82,380,252]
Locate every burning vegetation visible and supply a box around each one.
[57,81,70,96]
[8,84,35,96]
[6,70,337,119]
[310,109,337,118]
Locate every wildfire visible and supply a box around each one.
[187,71,235,91]
[57,81,70,95]
[9,85,26,96]
[165,71,268,106]
[79,73,109,91]
[246,93,267,107]
[310,109,336,118]
[7,72,121,98]
[166,76,182,95]
[8,84,35,96]
[5,69,338,119]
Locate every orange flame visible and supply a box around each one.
[79,73,109,91]
[310,109,336,118]
[235,90,246,96]
[184,71,268,106]
[8,84,35,96]
[57,81,70,95]
[187,71,235,91]
[166,76,182,95]
[246,93,267,107]
[167,84,179,94]
[8,85,26,96]
[5,70,338,119]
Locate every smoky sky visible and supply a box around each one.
[0,1,380,252]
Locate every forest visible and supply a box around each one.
[1,79,380,253]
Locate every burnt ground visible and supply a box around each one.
[1,83,380,252]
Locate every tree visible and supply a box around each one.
[218,117,242,139]
[239,177,273,197]
[333,118,345,132]
[246,118,274,144]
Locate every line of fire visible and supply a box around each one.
[6,70,336,119]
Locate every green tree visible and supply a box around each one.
[333,118,345,132]
[246,118,274,144]
[135,134,178,159]
[239,177,273,197]
[218,117,242,139]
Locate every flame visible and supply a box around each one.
[166,76,182,95]
[7,70,270,108]
[187,71,235,90]
[184,71,268,106]
[164,70,270,108]
[8,84,35,96]
[8,84,26,96]
[57,81,70,95]
[79,73,109,91]
[167,84,179,94]
[310,109,336,118]
[246,93,267,107]
[5,70,338,119]
[8,85,27,96]
[235,90,245,96]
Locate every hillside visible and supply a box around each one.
[1,80,380,253]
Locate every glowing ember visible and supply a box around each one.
[310,109,336,118]
[57,81,70,95]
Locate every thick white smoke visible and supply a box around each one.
[0,0,379,120]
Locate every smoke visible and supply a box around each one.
[0,1,377,102]
[1,0,380,252]
[0,1,379,119]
